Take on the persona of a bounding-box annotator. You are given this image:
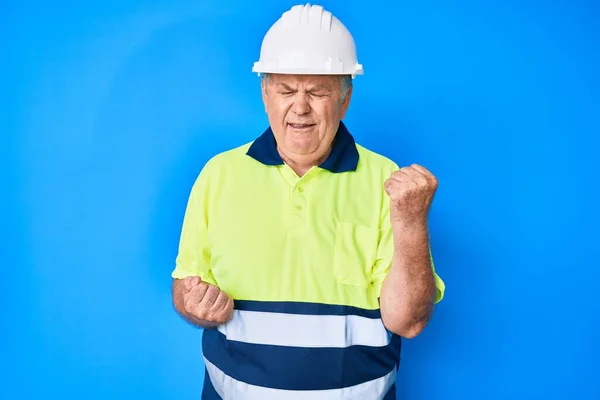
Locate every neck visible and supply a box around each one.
[278,148,331,177]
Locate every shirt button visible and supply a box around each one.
[295,205,303,211]
[297,187,304,193]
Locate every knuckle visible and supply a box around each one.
[196,308,208,319]
[183,298,193,312]
[207,285,219,295]
[197,312,209,321]
[400,181,413,190]
[203,287,216,302]
[222,310,233,324]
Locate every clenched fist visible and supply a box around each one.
[384,164,438,226]
[179,276,234,327]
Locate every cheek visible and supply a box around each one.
[268,100,292,121]
[317,100,339,117]
[316,104,341,139]
[315,104,334,124]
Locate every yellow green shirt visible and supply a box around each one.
[172,121,444,399]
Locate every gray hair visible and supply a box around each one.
[261,73,353,103]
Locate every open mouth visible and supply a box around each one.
[287,123,316,129]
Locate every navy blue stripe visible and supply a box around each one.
[203,328,401,391]
[201,368,222,400]
[233,300,381,319]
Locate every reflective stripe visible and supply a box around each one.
[203,323,401,391]
[217,309,390,348]
[202,300,401,394]
[204,357,396,400]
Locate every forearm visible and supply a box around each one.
[171,279,219,329]
[380,221,436,338]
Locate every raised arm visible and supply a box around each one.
[379,164,440,338]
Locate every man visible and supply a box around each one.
[171,4,445,399]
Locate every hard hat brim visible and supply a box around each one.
[252,64,364,77]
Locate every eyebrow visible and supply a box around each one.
[307,84,332,92]
[276,83,296,91]
[275,83,332,92]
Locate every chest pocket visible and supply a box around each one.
[332,222,380,288]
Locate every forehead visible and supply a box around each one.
[268,74,339,89]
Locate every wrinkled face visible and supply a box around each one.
[261,74,352,166]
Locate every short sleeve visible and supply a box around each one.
[171,165,218,285]
[371,176,445,304]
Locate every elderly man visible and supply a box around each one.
[171,4,444,399]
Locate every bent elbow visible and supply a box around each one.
[382,316,428,339]
[399,322,427,339]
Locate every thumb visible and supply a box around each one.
[183,276,201,290]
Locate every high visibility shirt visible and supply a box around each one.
[172,121,445,399]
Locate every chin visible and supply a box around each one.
[287,138,318,155]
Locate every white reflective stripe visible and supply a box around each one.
[204,357,395,400]
[217,310,390,348]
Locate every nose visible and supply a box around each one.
[291,93,311,115]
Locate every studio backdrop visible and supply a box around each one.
[2,0,599,399]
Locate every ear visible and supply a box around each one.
[340,85,353,119]
[261,77,269,113]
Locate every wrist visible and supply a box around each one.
[391,215,428,234]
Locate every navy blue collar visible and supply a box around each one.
[246,121,359,173]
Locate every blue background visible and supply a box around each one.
[3,0,599,398]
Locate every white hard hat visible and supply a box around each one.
[252,3,364,77]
